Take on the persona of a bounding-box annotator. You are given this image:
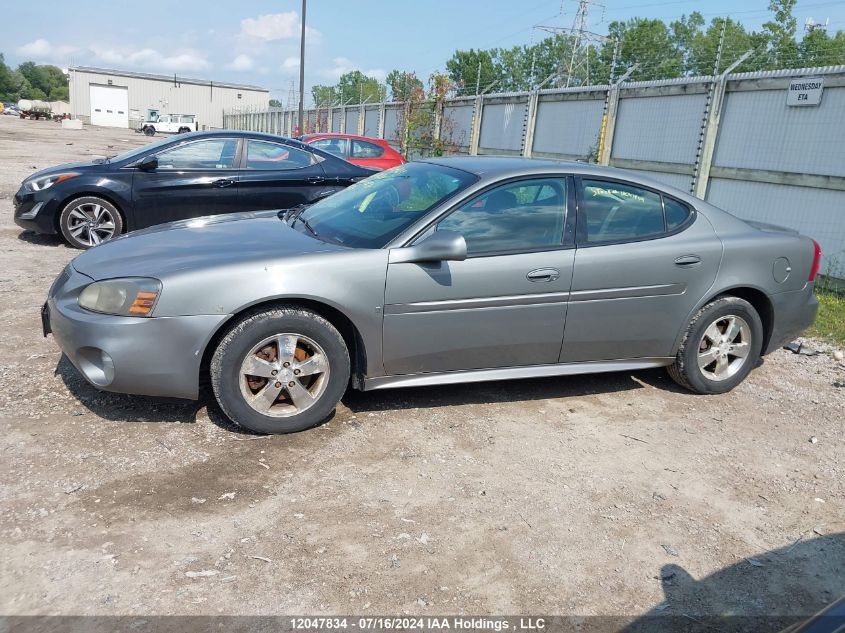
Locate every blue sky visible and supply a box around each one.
[4,0,844,102]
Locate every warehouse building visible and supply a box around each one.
[68,66,269,130]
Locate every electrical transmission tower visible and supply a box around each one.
[285,80,297,112]
[536,0,607,88]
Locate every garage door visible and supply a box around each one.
[90,84,129,128]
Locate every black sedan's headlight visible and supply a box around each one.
[24,172,80,192]
[78,278,161,317]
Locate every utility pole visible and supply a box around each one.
[297,0,307,136]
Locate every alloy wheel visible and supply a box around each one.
[697,315,752,382]
[66,202,117,246]
[238,333,330,417]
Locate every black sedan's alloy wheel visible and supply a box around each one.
[211,307,350,434]
[59,196,123,249]
[669,296,763,394]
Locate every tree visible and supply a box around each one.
[597,18,684,82]
[800,28,845,67]
[445,49,501,95]
[386,70,423,101]
[679,16,768,75]
[336,70,383,104]
[765,0,799,68]
[311,84,337,106]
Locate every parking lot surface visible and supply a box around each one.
[0,116,843,620]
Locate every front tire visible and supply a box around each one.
[211,307,350,434]
[668,296,763,394]
[143,126,155,136]
[58,196,123,249]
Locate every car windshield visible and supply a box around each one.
[107,136,179,163]
[297,162,477,248]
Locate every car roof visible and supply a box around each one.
[421,155,701,205]
[175,129,312,149]
[302,133,390,144]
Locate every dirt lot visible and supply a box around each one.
[0,116,843,623]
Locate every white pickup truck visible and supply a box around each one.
[141,114,199,136]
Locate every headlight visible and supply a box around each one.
[78,278,161,317]
[24,172,80,192]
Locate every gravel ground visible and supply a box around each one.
[0,116,843,621]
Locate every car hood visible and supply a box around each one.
[26,160,106,182]
[71,211,344,280]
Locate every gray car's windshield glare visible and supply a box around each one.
[298,162,477,248]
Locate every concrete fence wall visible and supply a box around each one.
[224,66,845,274]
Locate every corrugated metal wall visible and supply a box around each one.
[442,102,473,153]
[532,95,605,159]
[344,109,358,134]
[363,107,379,136]
[478,99,526,154]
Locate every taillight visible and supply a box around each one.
[808,239,822,282]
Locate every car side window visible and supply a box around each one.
[246,140,313,170]
[351,139,384,159]
[580,179,665,243]
[156,139,238,169]
[309,138,347,157]
[436,178,568,256]
[664,197,691,230]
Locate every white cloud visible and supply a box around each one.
[238,12,322,51]
[89,46,211,72]
[240,12,299,41]
[282,56,300,69]
[319,57,386,82]
[17,38,78,60]
[225,54,254,71]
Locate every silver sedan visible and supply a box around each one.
[44,157,820,433]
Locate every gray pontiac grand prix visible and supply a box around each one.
[43,157,820,434]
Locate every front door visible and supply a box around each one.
[130,137,241,228]
[561,177,722,362]
[383,176,575,375]
[237,139,333,212]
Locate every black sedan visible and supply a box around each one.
[14,130,373,249]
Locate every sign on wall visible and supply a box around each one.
[787,77,824,106]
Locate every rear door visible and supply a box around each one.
[560,177,722,362]
[237,139,334,212]
[307,137,349,160]
[383,176,575,375]
[130,137,241,228]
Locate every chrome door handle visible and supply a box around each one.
[674,255,701,266]
[526,268,560,282]
[212,179,234,188]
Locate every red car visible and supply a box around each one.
[300,134,406,171]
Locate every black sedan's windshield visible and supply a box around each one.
[298,162,477,248]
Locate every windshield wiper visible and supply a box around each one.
[280,204,320,239]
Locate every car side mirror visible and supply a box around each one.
[389,230,467,264]
[137,156,158,171]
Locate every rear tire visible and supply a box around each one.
[178,127,190,133]
[59,196,123,249]
[668,296,763,394]
[211,307,350,434]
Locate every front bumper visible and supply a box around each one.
[46,264,229,400]
[764,282,820,354]
[13,185,61,234]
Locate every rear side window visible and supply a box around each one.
[351,139,384,159]
[581,180,664,243]
[246,140,313,170]
[579,179,693,244]
[310,137,347,158]
[664,197,691,230]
